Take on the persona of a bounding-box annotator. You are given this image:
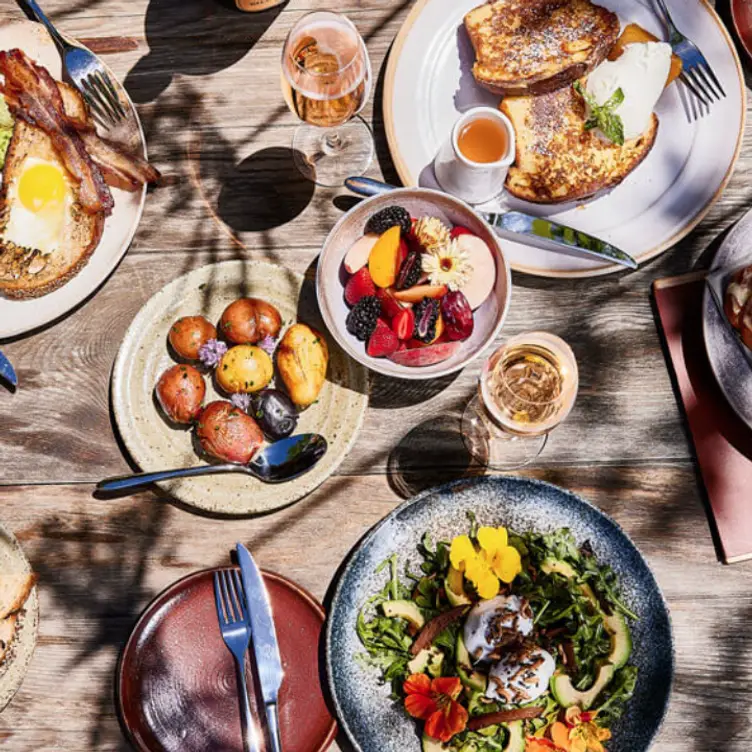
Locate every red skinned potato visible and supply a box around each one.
[219,298,282,345]
[196,401,264,464]
[168,316,217,360]
[156,364,206,424]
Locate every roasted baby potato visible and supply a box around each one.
[168,316,217,361]
[196,401,264,464]
[277,324,329,407]
[216,345,273,394]
[155,364,206,424]
[219,298,282,345]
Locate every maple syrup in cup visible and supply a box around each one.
[434,106,516,205]
[461,332,579,470]
[457,117,509,163]
[281,11,374,186]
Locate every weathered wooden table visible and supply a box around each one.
[0,0,751,749]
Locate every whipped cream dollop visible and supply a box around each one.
[586,41,672,141]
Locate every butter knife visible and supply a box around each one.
[0,351,17,388]
[237,543,284,752]
[344,177,638,270]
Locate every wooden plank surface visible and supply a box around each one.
[0,0,751,749]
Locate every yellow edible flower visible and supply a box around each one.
[568,721,611,752]
[449,526,522,600]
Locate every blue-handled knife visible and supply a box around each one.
[345,177,638,270]
[0,350,17,388]
[237,543,284,752]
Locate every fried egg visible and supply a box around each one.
[486,645,556,704]
[463,595,534,663]
[2,156,73,256]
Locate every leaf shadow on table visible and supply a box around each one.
[123,0,283,104]
[26,502,174,750]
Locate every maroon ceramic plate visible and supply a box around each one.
[118,568,336,752]
[732,0,752,61]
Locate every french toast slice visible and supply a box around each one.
[0,82,105,299]
[465,0,620,96]
[0,613,18,666]
[501,84,659,204]
[0,573,35,620]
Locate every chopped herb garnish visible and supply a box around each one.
[574,80,625,146]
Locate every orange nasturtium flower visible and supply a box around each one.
[403,674,469,743]
[543,714,612,752]
[450,526,522,599]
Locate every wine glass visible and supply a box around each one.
[461,332,579,471]
[281,11,374,186]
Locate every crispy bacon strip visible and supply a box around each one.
[0,49,114,215]
[78,130,161,192]
[410,606,470,656]
[467,707,545,730]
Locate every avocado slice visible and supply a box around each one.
[445,566,472,607]
[550,664,616,709]
[407,646,445,676]
[421,735,446,752]
[540,558,577,578]
[456,631,487,693]
[604,612,632,669]
[381,599,425,629]
[421,722,523,752]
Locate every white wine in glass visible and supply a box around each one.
[462,332,579,470]
[281,11,373,186]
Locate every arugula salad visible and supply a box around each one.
[356,514,638,752]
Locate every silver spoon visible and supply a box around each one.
[96,434,327,494]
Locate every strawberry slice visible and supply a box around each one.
[450,226,475,239]
[376,287,407,319]
[344,267,376,307]
[391,308,415,341]
[367,319,400,358]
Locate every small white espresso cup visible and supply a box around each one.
[434,106,516,205]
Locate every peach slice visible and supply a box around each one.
[608,23,682,87]
[393,284,448,303]
[388,341,461,367]
[344,233,379,274]
[455,235,496,310]
[368,226,402,288]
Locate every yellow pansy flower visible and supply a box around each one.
[569,721,611,752]
[448,525,521,600]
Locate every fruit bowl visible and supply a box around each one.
[316,188,511,380]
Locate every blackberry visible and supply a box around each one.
[365,205,412,236]
[413,298,440,343]
[396,250,423,290]
[346,296,381,342]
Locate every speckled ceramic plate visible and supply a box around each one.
[0,20,148,338]
[111,260,369,515]
[702,207,752,431]
[327,476,673,752]
[0,521,39,713]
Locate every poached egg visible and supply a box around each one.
[586,41,672,141]
[463,595,534,664]
[487,645,556,704]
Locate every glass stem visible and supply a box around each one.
[324,130,343,152]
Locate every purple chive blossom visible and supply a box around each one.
[198,338,228,368]
[258,335,277,356]
[230,393,252,412]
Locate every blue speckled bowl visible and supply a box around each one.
[326,476,674,752]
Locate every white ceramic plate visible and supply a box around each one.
[0,521,38,713]
[0,20,147,338]
[702,207,752,431]
[384,0,746,277]
[112,260,369,516]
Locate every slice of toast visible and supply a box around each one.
[0,82,105,299]
[501,84,659,204]
[465,0,620,96]
[0,573,36,620]
[0,613,19,665]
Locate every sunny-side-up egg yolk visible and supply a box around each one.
[486,645,556,704]
[463,595,534,663]
[3,158,69,255]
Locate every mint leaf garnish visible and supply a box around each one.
[574,80,625,146]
